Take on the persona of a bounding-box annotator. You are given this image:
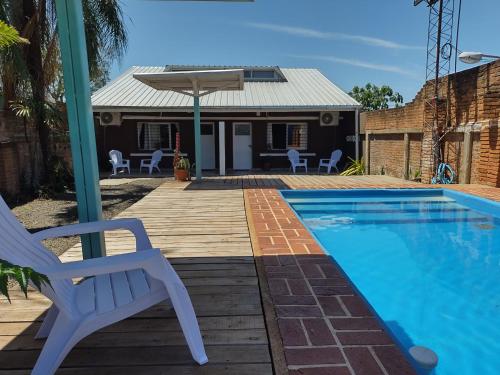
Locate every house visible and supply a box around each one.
[91,65,361,173]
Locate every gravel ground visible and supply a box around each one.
[11,178,166,256]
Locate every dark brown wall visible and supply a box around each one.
[95,111,357,171]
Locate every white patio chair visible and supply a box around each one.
[109,150,130,175]
[0,195,207,375]
[287,149,308,173]
[140,150,163,175]
[318,149,343,174]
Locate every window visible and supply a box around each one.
[267,123,308,150]
[137,123,178,150]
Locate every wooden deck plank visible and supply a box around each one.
[0,185,270,374]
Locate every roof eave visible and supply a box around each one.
[92,105,362,113]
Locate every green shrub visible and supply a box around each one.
[340,158,365,176]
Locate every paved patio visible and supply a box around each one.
[0,174,498,374]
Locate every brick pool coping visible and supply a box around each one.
[245,188,417,375]
[245,184,499,374]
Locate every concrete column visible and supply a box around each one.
[365,132,371,175]
[219,121,226,176]
[194,95,202,180]
[460,130,473,184]
[403,133,410,180]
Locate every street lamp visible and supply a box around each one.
[459,51,500,64]
[55,0,254,259]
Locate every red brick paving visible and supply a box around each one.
[245,184,499,374]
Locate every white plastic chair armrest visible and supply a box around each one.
[319,159,330,162]
[299,158,307,162]
[32,218,153,251]
[37,248,163,280]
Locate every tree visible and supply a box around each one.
[349,83,404,112]
[0,0,127,187]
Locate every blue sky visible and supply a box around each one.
[110,0,499,103]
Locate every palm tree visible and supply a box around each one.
[0,0,127,187]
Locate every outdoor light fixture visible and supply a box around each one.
[459,51,500,64]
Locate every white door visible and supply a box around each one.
[233,123,252,170]
[201,123,215,170]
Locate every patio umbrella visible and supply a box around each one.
[133,69,245,180]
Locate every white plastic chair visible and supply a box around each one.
[318,149,342,174]
[109,150,130,175]
[287,149,308,173]
[140,150,163,175]
[0,195,207,375]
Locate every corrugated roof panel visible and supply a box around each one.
[92,66,360,111]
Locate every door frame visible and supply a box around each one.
[201,122,215,170]
[232,122,253,170]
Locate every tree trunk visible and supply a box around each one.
[22,0,49,184]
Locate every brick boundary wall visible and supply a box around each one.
[361,60,500,187]
[0,110,72,196]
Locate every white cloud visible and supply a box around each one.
[246,22,425,51]
[290,54,419,77]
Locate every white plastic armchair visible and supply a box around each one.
[140,150,163,175]
[109,150,130,175]
[0,195,207,375]
[318,149,342,174]
[287,149,308,174]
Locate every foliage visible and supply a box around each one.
[0,0,128,188]
[175,157,191,171]
[0,20,28,50]
[10,99,65,130]
[413,169,421,180]
[0,260,51,303]
[38,155,74,197]
[340,157,365,176]
[349,84,404,112]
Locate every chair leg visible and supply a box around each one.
[148,260,208,365]
[35,304,59,339]
[148,165,153,175]
[32,314,81,375]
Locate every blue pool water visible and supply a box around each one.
[282,189,500,375]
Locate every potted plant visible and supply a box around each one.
[174,157,191,181]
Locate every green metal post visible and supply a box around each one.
[194,95,202,180]
[55,0,106,258]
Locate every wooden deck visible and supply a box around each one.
[1,174,498,374]
[0,184,272,374]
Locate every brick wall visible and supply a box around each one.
[0,110,72,197]
[361,60,500,186]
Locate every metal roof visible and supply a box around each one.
[92,66,361,112]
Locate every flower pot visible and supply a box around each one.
[261,157,272,171]
[174,168,189,181]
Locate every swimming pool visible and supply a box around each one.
[282,189,500,375]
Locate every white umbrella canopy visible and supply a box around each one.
[133,69,244,95]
